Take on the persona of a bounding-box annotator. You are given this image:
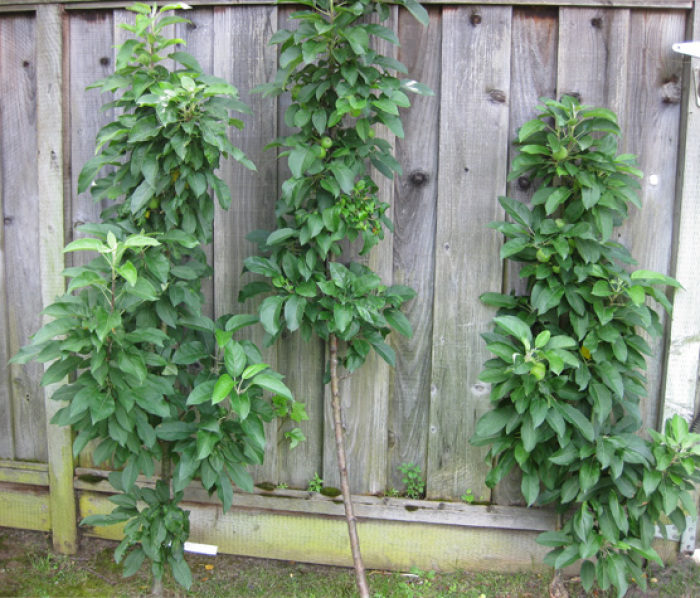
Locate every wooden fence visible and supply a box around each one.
[0,0,699,570]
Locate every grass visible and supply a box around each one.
[2,527,700,597]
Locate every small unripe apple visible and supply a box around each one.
[552,147,568,161]
[320,136,333,149]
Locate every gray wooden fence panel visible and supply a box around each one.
[387,6,442,491]
[1,14,48,462]
[66,11,114,265]
[623,9,686,430]
[212,4,280,482]
[427,4,512,500]
[0,2,694,507]
[322,8,400,495]
[494,6,559,507]
[176,8,216,319]
[556,8,630,116]
[0,20,15,459]
[272,7,326,490]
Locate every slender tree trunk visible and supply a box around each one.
[329,333,369,598]
[151,442,172,597]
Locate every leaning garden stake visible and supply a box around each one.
[471,96,700,598]
[244,0,430,594]
[12,3,305,593]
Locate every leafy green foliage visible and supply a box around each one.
[470,96,698,598]
[398,463,425,499]
[244,0,431,372]
[12,2,306,589]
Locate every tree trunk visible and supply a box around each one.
[329,333,370,598]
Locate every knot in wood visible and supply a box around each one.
[187,21,197,30]
[469,12,482,26]
[590,17,603,29]
[517,176,531,191]
[661,75,682,104]
[488,89,507,103]
[408,170,429,187]
[4,217,13,225]
[22,60,30,68]
[99,57,110,66]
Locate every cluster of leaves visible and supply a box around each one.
[12,3,306,589]
[470,96,699,597]
[243,0,432,372]
[398,462,425,499]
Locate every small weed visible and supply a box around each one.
[461,489,475,504]
[276,482,289,490]
[398,463,425,499]
[385,487,400,498]
[307,473,323,493]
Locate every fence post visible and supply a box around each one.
[36,3,77,554]
[663,0,700,553]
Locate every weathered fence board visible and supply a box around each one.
[212,4,280,482]
[623,9,686,429]
[387,5,441,491]
[0,5,698,556]
[1,13,47,463]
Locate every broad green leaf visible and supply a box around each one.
[252,373,293,401]
[493,315,532,345]
[212,374,235,404]
[259,295,284,336]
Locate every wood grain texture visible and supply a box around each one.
[622,9,685,430]
[272,7,325,490]
[80,490,554,572]
[66,10,114,261]
[176,7,216,319]
[662,2,700,424]
[556,7,630,116]
[67,10,114,468]
[1,14,48,462]
[0,17,15,460]
[494,6,559,507]
[386,6,441,492]
[212,4,280,482]
[427,5,512,500]
[36,3,77,553]
[322,8,399,495]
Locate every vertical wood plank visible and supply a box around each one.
[66,10,114,260]
[622,9,686,430]
[68,10,114,468]
[176,8,216,319]
[212,4,280,483]
[386,6,441,492]
[427,5,512,500]
[36,4,77,554]
[0,18,15,460]
[556,7,630,119]
[1,14,47,462]
[494,6,558,506]
[321,8,399,495]
[663,0,700,425]
[273,7,325,490]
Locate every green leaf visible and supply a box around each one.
[169,556,192,590]
[252,373,293,401]
[385,309,412,338]
[212,374,235,404]
[225,314,259,333]
[259,295,284,336]
[371,340,396,367]
[228,463,254,493]
[399,0,429,26]
[630,269,681,288]
[224,342,247,379]
[555,402,595,442]
[493,315,532,346]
